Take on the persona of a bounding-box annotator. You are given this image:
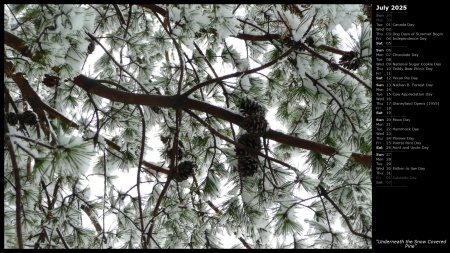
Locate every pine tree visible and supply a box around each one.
[4,4,372,249]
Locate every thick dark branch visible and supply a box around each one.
[4,30,34,59]
[318,45,348,55]
[137,4,167,16]
[75,76,370,167]
[142,161,170,175]
[113,4,126,26]
[74,75,176,107]
[234,33,280,41]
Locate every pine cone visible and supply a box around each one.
[304,36,314,47]
[235,133,261,157]
[21,110,38,126]
[349,58,363,70]
[42,74,59,87]
[174,160,196,182]
[243,114,268,136]
[237,155,259,177]
[6,112,19,125]
[87,39,95,54]
[339,51,357,63]
[239,97,265,117]
[329,62,339,71]
[339,51,362,70]
[234,133,261,177]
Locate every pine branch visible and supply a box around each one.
[113,4,126,26]
[184,108,295,170]
[305,73,359,134]
[183,42,300,97]
[297,42,372,91]
[136,105,147,247]
[4,30,34,59]
[4,59,51,139]
[75,76,370,167]
[320,186,372,241]
[194,42,219,78]
[137,4,167,16]
[123,4,133,39]
[85,32,149,94]
[317,187,334,249]
[56,228,71,249]
[234,33,280,41]
[80,204,103,233]
[4,30,371,167]
[145,176,173,247]
[4,113,24,249]
[238,236,252,249]
[152,8,184,95]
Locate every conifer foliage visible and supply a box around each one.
[4,4,372,249]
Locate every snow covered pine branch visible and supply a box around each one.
[4,4,372,249]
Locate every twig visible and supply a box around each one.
[317,187,334,249]
[320,187,372,240]
[56,228,70,249]
[238,236,252,249]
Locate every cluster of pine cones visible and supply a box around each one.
[339,51,363,70]
[235,98,268,177]
[6,111,38,126]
